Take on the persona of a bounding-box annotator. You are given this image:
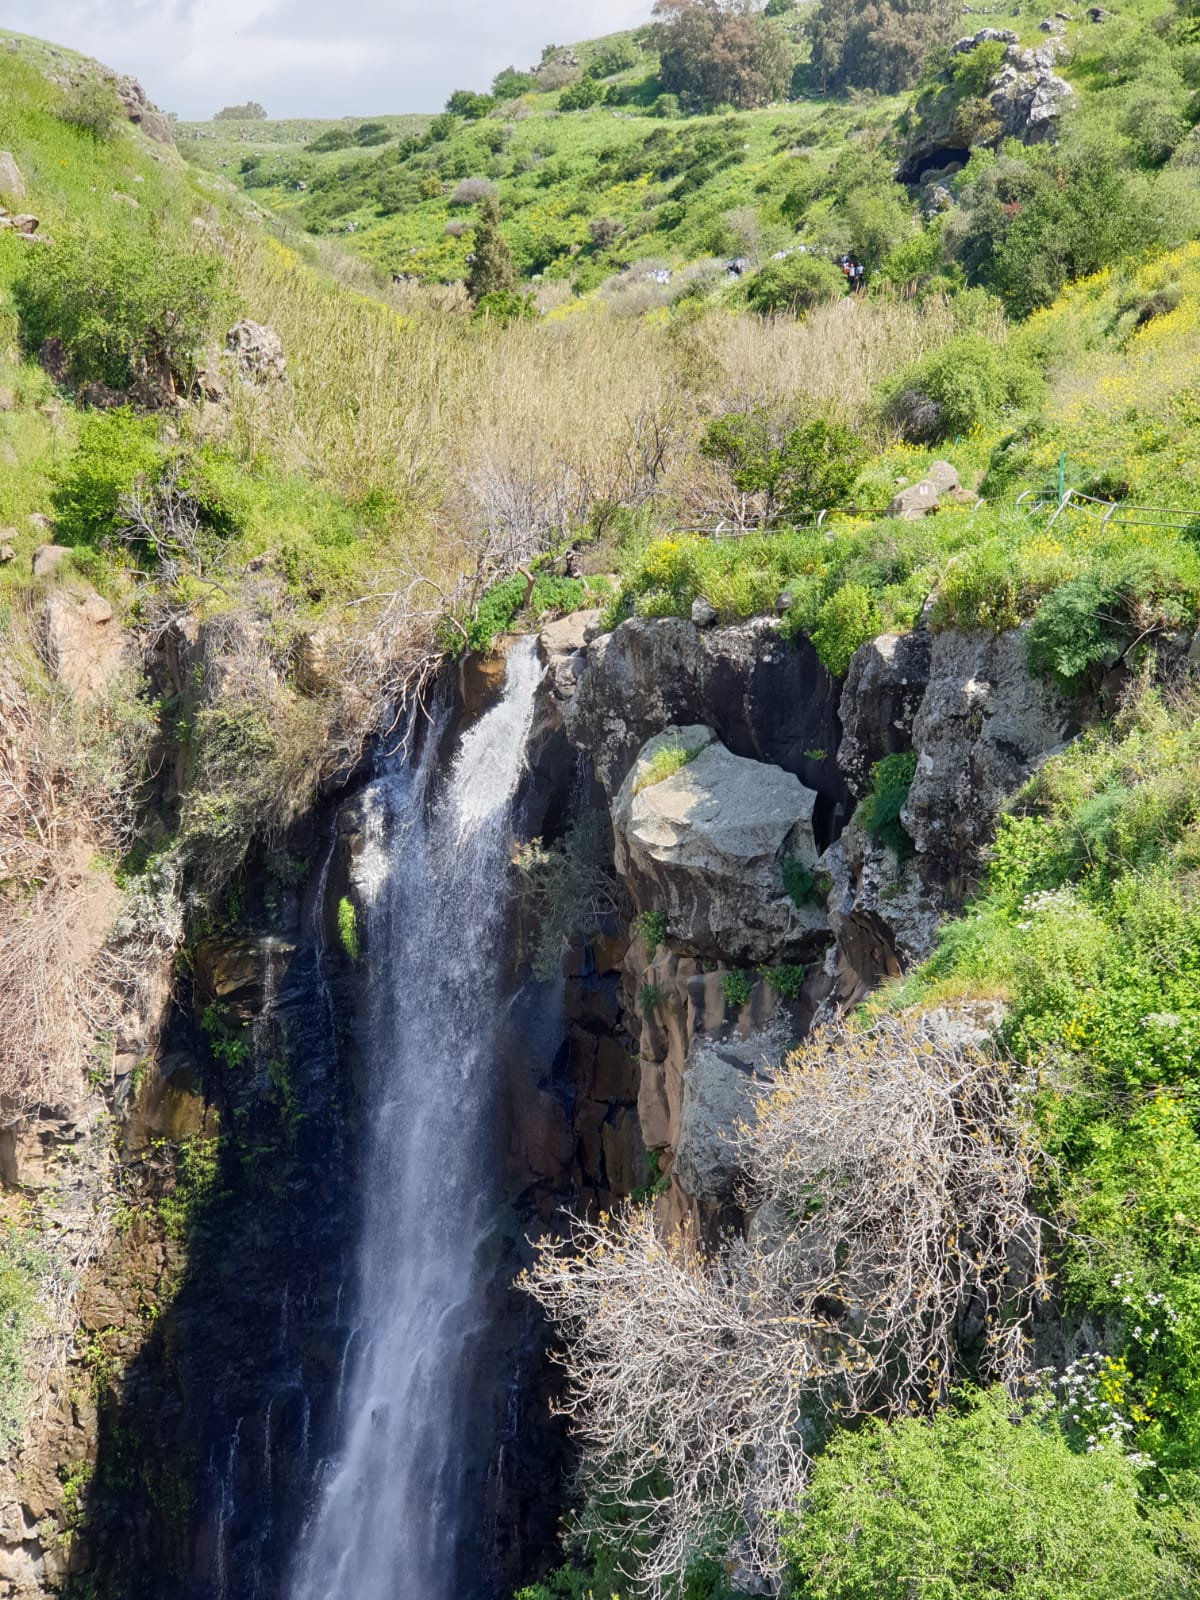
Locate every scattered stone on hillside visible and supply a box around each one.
[0,385,14,411]
[226,320,286,384]
[78,379,129,410]
[1038,15,1066,31]
[41,592,126,698]
[612,725,824,961]
[0,542,15,565]
[29,512,54,532]
[0,151,25,201]
[111,190,139,208]
[951,27,1018,49]
[31,543,70,578]
[691,596,717,629]
[886,461,960,520]
[293,627,334,695]
[989,52,1073,142]
[0,211,39,234]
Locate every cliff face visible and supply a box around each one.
[0,608,1081,1599]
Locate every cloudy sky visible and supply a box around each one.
[5,0,651,120]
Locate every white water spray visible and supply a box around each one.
[289,639,543,1600]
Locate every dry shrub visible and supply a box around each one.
[0,612,158,1115]
[523,1011,1049,1592]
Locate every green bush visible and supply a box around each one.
[464,572,586,653]
[808,581,882,676]
[471,288,536,325]
[560,78,604,112]
[759,963,805,998]
[15,221,226,393]
[782,858,829,907]
[446,90,496,120]
[305,128,353,153]
[884,335,1043,442]
[746,253,846,317]
[720,969,754,1008]
[56,77,123,140]
[51,410,165,546]
[636,909,669,950]
[781,1387,1172,1600]
[857,750,917,855]
[699,408,866,527]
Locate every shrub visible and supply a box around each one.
[445,90,496,120]
[637,909,669,950]
[51,410,166,546]
[652,0,793,110]
[759,963,805,998]
[560,78,604,111]
[746,253,846,317]
[809,581,882,677]
[336,897,359,964]
[587,40,640,79]
[885,335,1042,442]
[15,222,226,394]
[810,0,960,91]
[720,968,753,1007]
[857,750,916,855]
[354,121,390,147]
[305,127,354,154]
[56,77,124,139]
[492,66,538,98]
[782,859,828,907]
[216,101,267,120]
[419,173,444,200]
[699,407,866,527]
[781,1387,1169,1600]
[0,1229,43,1445]
[464,572,585,652]
[472,288,536,326]
[514,814,624,982]
[466,194,516,303]
[450,177,497,206]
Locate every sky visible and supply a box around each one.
[3,0,651,120]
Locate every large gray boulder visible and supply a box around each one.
[0,152,25,202]
[613,726,823,961]
[565,615,848,844]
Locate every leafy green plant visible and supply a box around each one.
[699,407,866,528]
[337,897,360,964]
[157,1135,220,1244]
[640,981,671,1015]
[857,751,917,856]
[0,1228,45,1445]
[631,1150,672,1204]
[884,335,1043,443]
[51,409,165,546]
[15,220,226,393]
[746,254,846,317]
[759,963,805,999]
[720,969,753,1008]
[464,572,585,652]
[781,1387,1170,1600]
[782,858,829,908]
[636,909,668,951]
[808,581,882,677]
[632,735,706,795]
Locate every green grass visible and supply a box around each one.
[631,733,706,795]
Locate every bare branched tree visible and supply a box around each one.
[523,1012,1050,1593]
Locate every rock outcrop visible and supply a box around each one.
[40,592,126,699]
[566,615,849,844]
[226,320,286,385]
[613,726,822,962]
[0,153,24,202]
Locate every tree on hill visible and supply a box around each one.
[809,0,960,92]
[651,0,793,110]
[215,101,267,120]
[466,195,516,302]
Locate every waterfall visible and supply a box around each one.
[290,638,544,1600]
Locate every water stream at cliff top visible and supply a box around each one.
[289,638,543,1600]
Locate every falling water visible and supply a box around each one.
[289,639,544,1600]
